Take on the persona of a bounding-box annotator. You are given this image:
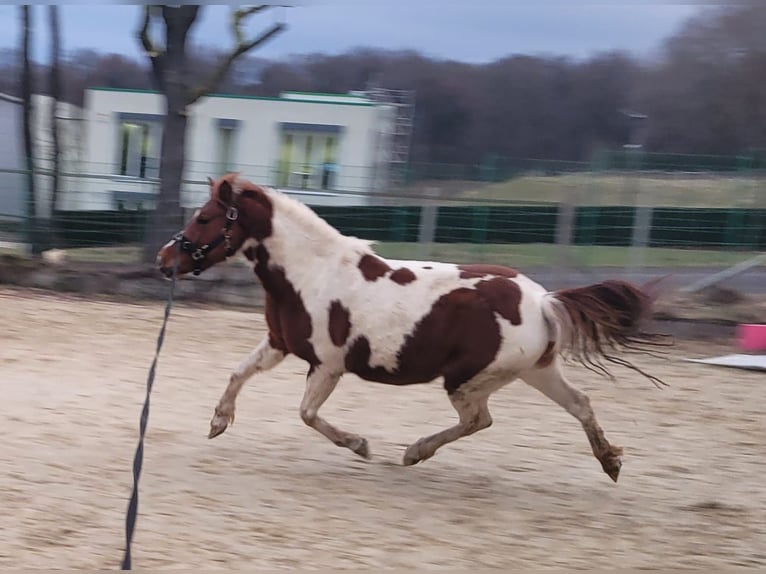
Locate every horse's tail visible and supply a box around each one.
[539,278,672,387]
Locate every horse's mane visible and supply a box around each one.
[232,176,375,254]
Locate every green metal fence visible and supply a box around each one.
[1,151,764,272]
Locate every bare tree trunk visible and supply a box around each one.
[48,5,61,245]
[142,97,188,264]
[139,5,196,264]
[143,108,186,263]
[20,5,41,254]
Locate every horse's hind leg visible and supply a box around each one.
[521,360,623,482]
[299,367,371,459]
[402,378,497,466]
[209,338,286,438]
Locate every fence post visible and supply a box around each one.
[626,147,651,279]
[554,186,578,288]
[628,204,653,275]
[417,204,438,261]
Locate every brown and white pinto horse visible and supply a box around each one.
[156,174,669,482]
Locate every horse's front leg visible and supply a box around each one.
[299,367,370,459]
[402,381,495,466]
[209,338,286,438]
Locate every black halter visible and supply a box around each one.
[173,205,239,276]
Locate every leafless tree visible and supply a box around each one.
[20,6,40,253]
[137,5,287,264]
[48,5,61,227]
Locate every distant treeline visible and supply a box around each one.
[2,3,765,167]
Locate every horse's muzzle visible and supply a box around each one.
[158,265,175,280]
[156,253,175,280]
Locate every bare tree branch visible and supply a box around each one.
[138,5,165,87]
[232,5,269,45]
[138,5,159,58]
[187,6,286,104]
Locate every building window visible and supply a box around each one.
[218,128,234,173]
[277,133,293,188]
[216,118,240,175]
[276,122,343,190]
[116,113,161,179]
[321,136,338,190]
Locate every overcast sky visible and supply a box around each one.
[0,2,703,65]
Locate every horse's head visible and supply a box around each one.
[156,173,266,278]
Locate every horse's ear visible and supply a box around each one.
[218,179,234,205]
[207,176,214,187]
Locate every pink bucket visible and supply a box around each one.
[737,324,766,352]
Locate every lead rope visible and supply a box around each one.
[120,248,179,570]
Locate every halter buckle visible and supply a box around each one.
[226,206,238,221]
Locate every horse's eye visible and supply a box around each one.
[196,216,210,224]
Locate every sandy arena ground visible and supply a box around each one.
[1,287,764,569]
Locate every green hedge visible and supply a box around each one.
[596,150,766,172]
[404,150,766,184]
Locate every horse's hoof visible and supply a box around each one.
[402,443,424,466]
[350,437,371,460]
[208,410,233,439]
[600,445,624,482]
[604,461,621,483]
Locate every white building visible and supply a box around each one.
[64,87,409,211]
[31,94,85,218]
[0,93,25,223]
[0,92,83,223]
